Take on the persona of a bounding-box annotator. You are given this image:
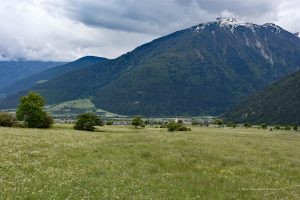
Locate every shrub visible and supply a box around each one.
[293,125,298,131]
[0,112,16,127]
[131,116,144,128]
[39,114,54,129]
[16,92,54,128]
[106,120,113,125]
[274,125,281,130]
[261,123,268,130]
[177,120,183,124]
[285,125,291,130]
[167,121,191,132]
[213,119,224,126]
[191,119,199,126]
[243,123,251,129]
[74,113,102,131]
[227,122,237,128]
[167,121,180,132]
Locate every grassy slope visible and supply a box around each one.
[46,99,125,118]
[0,126,299,199]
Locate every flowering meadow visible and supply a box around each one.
[0,125,299,199]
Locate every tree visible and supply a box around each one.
[131,116,144,128]
[191,119,199,126]
[261,123,268,130]
[74,113,102,131]
[243,123,251,129]
[293,125,298,131]
[285,125,291,130]
[16,92,53,128]
[274,125,281,130]
[106,120,113,125]
[226,122,237,128]
[0,112,16,127]
[213,119,224,127]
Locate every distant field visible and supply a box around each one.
[0,126,299,199]
[46,99,125,118]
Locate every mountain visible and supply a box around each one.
[224,69,300,125]
[0,60,64,91]
[1,18,300,116]
[1,56,108,95]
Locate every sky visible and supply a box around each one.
[0,0,300,61]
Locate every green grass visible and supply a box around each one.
[0,126,299,199]
[46,99,125,118]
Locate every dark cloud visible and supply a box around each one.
[0,0,299,61]
[62,0,280,34]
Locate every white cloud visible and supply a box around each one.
[0,0,300,61]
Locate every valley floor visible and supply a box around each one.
[0,125,299,199]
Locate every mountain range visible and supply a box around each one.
[1,18,300,118]
[0,60,64,91]
[1,56,108,95]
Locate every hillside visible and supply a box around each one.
[1,56,108,95]
[2,18,300,116]
[0,60,64,91]
[224,70,300,125]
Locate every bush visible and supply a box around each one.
[243,123,251,129]
[274,125,281,130]
[227,122,237,128]
[191,119,199,126]
[167,121,191,132]
[0,112,16,127]
[261,123,268,130]
[285,125,291,130]
[74,113,102,131]
[213,119,224,126]
[106,120,113,125]
[293,125,298,131]
[131,116,144,128]
[40,114,54,129]
[16,92,54,128]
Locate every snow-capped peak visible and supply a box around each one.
[195,17,256,33]
[194,18,284,34]
[216,17,252,27]
[262,23,282,33]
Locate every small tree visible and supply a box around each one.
[191,119,199,126]
[243,123,251,129]
[213,119,224,127]
[0,112,16,127]
[74,113,102,131]
[293,125,298,131]
[131,116,144,128]
[16,92,53,128]
[226,122,237,128]
[167,121,191,132]
[106,120,113,125]
[261,123,268,130]
[274,125,281,130]
[285,125,291,130]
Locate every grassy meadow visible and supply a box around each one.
[0,125,299,199]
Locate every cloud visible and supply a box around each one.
[61,0,282,34]
[0,0,300,61]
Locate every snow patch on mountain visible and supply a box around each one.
[195,18,283,34]
[255,40,274,64]
[262,23,282,34]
